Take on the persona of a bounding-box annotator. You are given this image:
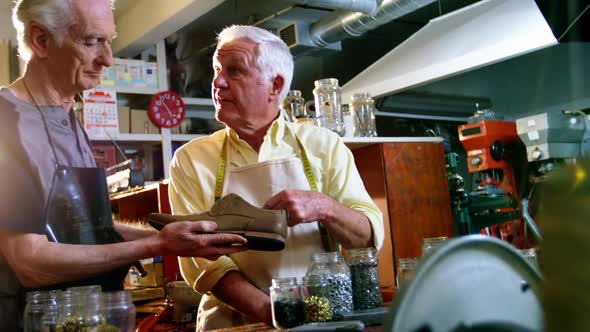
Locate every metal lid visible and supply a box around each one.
[384,235,543,332]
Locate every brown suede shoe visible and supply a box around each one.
[147,193,288,251]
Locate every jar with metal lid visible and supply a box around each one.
[422,236,449,257]
[347,247,383,311]
[283,90,306,121]
[270,277,303,328]
[313,78,344,136]
[350,93,377,137]
[306,252,353,320]
[301,275,333,323]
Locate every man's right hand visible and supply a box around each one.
[154,221,248,260]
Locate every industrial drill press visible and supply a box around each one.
[450,112,525,247]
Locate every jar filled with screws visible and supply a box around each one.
[270,277,303,329]
[347,248,383,311]
[306,252,353,320]
[301,275,333,323]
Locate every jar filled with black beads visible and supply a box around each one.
[270,277,303,329]
[306,252,353,320]
[347,247,383,311]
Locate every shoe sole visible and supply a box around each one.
[213,230,286,251]
[147,216,286,251]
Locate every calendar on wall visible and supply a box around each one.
[83,88,119,139]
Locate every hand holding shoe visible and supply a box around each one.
[147,194,289,251]
[154,220,248,260]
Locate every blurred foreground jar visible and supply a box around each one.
[24,290,58,332]
[301,276,333,323]
[347,248,383,310]
[539,160,590,332]
[270,277,303,329]
[306,252,353,319]
[313,78,344,136]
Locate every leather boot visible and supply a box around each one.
[147,193,288,251]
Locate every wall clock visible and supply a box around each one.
[148,90,186,128]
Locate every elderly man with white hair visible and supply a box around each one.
[0,2,249,330]
[169,25,384,330]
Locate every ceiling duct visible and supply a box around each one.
[309,0,436,46]
[286,0,381,14]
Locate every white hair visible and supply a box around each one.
[12,0,116,62]
[216,25,294,104]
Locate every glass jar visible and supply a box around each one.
[56,286,102,331]
[39,291,59,332]
[101,291,136,332]
[313,78,344,136]
[306,252,353,320]
[396,258,418,290]
[283,90,306,121]
[81,292,105,331]
[350,93,377,137]
[347,248,383,311]
[270,277,303,329]
[301,276,333,323]
[24,291,48,332]
[341,104,356,137]
[422,236,449,257]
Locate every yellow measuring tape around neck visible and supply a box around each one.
[214,130,317,201]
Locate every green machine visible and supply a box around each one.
[446,152,521,236]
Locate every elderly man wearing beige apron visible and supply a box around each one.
[169,25,384,331]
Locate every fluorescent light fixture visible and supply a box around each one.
[341,0,557,102]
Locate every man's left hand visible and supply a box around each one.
[263,190,334,227]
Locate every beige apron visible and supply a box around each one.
[196,128,325,331]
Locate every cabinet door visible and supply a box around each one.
[382,142,453,261]
[353,142,453,293]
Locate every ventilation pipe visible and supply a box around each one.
[287,0,381,15]
[310,0,436,46]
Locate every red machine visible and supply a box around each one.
[458,120,525,248]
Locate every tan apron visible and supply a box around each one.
[196,128,325,331]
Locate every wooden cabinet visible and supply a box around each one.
[351,139,454,292]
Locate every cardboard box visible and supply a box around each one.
[130,108,160,134]
[115,58,145,87]
[92,144,117,169]
[118,105,130,134]
[139,257,165,287]
[144,62,158,89]
[99,66,115,86]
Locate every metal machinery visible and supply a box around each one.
[450,112,524,246]
[515,110,590,242]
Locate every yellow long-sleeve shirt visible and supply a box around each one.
[168,116,383,293]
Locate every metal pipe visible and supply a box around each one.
[310,0,436,46]
[286,0,381,14]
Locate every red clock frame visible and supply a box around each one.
[148,90,186,128]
